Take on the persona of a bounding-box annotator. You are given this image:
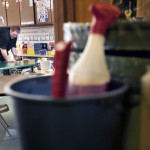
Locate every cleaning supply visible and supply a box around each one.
[52,41,73,98]
[68,3,121,96]
[37,59,41,70]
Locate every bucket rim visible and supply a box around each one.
[4,76,128,103]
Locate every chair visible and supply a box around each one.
[0,104,12,136]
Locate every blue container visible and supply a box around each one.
[5,76,128,150]
[41,43,47,49]
[34,49,41,54]
[34,43,42,49]
[50,45,55,50]
[34,43,47,50]
[40,49,47,55]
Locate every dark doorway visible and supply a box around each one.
[113,0,137,17]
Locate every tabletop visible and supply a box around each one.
[0,75,32,95]
[0,60,36,71]
[19,54,54,58]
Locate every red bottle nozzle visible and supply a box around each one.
[52,40,73,98]
[90,3,121,35]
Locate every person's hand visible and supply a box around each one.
[14,55,21,60]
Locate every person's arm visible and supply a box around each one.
[129,9,132,16]
[11,47,21,60]
[0,48,9,61]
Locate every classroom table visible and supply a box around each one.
[19,54,54,60]
[0,60,36,71]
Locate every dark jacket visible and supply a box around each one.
[0,27,17,61]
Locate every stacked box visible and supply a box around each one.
[49,42,55,50]
[27,49,35,55]
[34,43,48,55]
[41,43,47,49]
[34,43,42,54]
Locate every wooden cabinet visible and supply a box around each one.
[53,0,64,43]
[6,0,20,26]
[20,0,34,25]
[74,0,113,22]
[53,0,113,43]
[53,0,114,43]
[62,0,113,23]
[0,0,22,26]
[20,0,53,26]
[0,2,7,26]
[0,0,53,27]
[137,0,150,18]
[73,0,99,22]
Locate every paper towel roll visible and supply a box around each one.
[40,61,51,71]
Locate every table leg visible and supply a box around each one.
[0,117,12,136]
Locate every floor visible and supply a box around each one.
[0,96,19,150]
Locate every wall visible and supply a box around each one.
[17,26,54,50]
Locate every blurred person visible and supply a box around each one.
[125,9,132,20]
[113,0,130,11]
[0,26,21,75]
[118,11,127,22]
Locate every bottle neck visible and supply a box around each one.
[90,17,108,36]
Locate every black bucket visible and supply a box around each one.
[5,76,128,150]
